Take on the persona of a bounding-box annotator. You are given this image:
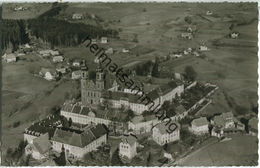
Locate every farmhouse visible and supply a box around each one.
[53,56,64,63]
[152,122,180,146]
[101,37,108,44]
[211,112,245,137]
[189,117,209,135]
[25,133,52,160]
[39,68,58,81]
[181,33,192,40]
[230,32,239,39]
[105,47,114,54]
[199,45,208,51]
[119,134,138,160]
[51,124,108,158]
[3,53,17,63]
[72,13,83,20]
[72,60,81,67]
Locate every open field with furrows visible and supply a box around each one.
[2,54,79,152]
[177,135,258,166]
[2,3,52,19]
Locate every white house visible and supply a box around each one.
[199,45,208,51]
[3,53,17,63]
[51,124,108,158]
[189,117,209,135]
[72,70,82,80]
[105,48,113,54]
[152,122,180,146]
[206,11,213,15]
[128,115,159,134]
[122,48,129,53]
[72,13,83,20]
[211,112,245,137]
[39,68,58,81]
[181,33,192,40]
[230,32,239,39]
[119,134,138,160]
[72,60,81,67]
[25,133,51,160]
[53,56,64,63]
[101,37,108,44]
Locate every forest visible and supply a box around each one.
[0,3,118,50]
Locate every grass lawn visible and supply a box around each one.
[178,134,258,166]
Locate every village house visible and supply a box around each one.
[122,48,130,53]
[181,33,193,40]
[72,60,81,67]
[206,10,213,15]
[39,68,58,81]
[189,117,209,135]
[128,115,159,134]
[105,48,114,54]
[51,124,108,158]
[186,25,197,33]
[193,51,200,57]
[71,70,82,80]
[3,53,17,63]
[101,37,108,44]
[53,56,64,63]
[92,39,97,44]
[248,117,258,136]
[211,112,245,137]
[152,122,180,146]
[39,50,60,57]
[56,66,68,74]
[119,134,138,160]
[25,133,52,160]
[199,45,208,51]
[72,13,83,20]
[230,32,239,39]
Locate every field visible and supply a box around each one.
[177,135,258,166]
[2,54,79,152]
[2,3,52,19]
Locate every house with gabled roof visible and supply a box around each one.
[51,124,108,158]
[189,117,209,135]
[25,133,52,160]
[119,134,138,160]
[152,122,180,146]
[211,112,245,137]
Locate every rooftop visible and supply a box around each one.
[51,124,108,148]
[191,117,208,127]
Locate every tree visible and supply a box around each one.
[151,62,159,77]
[146,152,152,166]
[184,66,197,81]
[68,118,72,127]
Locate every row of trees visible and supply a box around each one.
[135,57,160,77]
[0,20,29,51]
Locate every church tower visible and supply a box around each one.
[96,63,105,90]
[81,65,89,106]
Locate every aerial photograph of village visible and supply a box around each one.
[0,1,258,166]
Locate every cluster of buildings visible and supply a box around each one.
[24,114,109,160]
